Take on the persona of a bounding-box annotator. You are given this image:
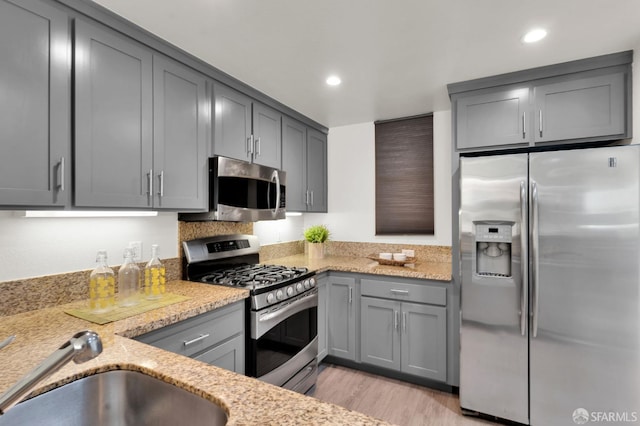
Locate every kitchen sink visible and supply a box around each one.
[0,370,227,426]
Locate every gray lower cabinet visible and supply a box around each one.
[134,301,245,374]
[75,18,207,210]
[327,276,357,361]
[0,0,71,207]
[212,82,282,169]
[360,278,447,382]
[282,117,328,212]
[317,273,328,361]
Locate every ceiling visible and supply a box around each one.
[92,0,640,128]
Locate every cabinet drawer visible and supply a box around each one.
[360,279,446,306]
[194,335,245,374]
[135,301,244,358]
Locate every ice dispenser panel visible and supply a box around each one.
[475,223,512,277]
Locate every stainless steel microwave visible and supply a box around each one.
[178,156,286,222]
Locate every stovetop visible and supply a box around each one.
[183,234,317,310]
[198,263,311,292]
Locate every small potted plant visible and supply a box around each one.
[304,225,330,259]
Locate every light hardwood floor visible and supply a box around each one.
[309,364,501,426]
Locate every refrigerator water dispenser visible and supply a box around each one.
[475,223,512,277]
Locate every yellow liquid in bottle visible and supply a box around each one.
[89,273,115,312]
[144,265,166,300]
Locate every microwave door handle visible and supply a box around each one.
[270,170,281,216]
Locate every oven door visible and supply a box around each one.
[248,289,318,388]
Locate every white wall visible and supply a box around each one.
[0,212,178,281]
[255,111,453,246]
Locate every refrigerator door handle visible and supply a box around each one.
[531,180,540,338]
[519,181,528,336]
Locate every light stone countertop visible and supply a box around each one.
[263,254,452,282]
[0,280,389,425]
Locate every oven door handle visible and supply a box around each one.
[252,290,318,340]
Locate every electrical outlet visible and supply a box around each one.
[129,241,143,262]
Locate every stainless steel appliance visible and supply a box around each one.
[460,145,640,425]
[183,235,318,394]
[179,156,286,222]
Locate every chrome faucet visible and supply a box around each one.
[0,330,102,415]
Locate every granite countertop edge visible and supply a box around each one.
[0,280,388,425]
[262,254,452,282]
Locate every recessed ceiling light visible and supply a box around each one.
[522,28,547,43]
[326,75,341,86]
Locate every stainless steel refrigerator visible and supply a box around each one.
[459,145,640,425]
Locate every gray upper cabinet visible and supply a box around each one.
[74,19,153,208]
[533,72,626,143]
[282,116,307,211]
[252,103,282,169]
[75,19,207,210]
[212,82,253,162]
[327,275,357,361]
[449,51,632,152]
[0,0,71,207]
[282,117,328,212]
[212,82,282,169]
[455,87,530,151]
[306,129,328,212]
[152,55,208,211]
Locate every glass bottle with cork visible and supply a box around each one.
[89,249,115,312]
[144,244,166,300]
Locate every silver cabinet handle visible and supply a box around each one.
[158,170,164,197]
[390,289,409,296]
[539,110,543,137]
[254,137,261,157]
[394,311,399,331]
[348,287,353,304]
[519,181,528,336]
[310,190,314,207]
[522,112,526,139]
[147,169,153,196]
[402,312,407,333]
[183,333,209,347]
[247,135,254,156]
[57,157,65,192]
[305,189,310,206]
[531,181,540,338]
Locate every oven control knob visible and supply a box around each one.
[296,282,303,293]
[286,286,294,297]
[309,277,316,287]
[304,279,311,289]
[266,293,275,304]
[276,289,284,300]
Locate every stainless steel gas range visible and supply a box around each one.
[183,235,318,394]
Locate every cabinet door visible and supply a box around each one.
[212,82,252,162]
[327,276,356,361]
[0,0,70,207]
[194,336,245,374]
[252,102,282,169]
[360,297,400,371]
[74,19,153,208]
[534,72,626,143]
[317,276,328,362]
[401,302,447,381]
[455,87,530,151]
[281,116,307,212]
[306,129,328,212]
[153,55,208,210]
